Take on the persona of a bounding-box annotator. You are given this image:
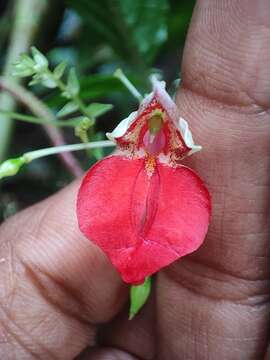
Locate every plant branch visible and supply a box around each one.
[0,77,84,177]
[0,110,85,127]
[48,71,90,118]
[24,140,114,162]
[0,0,49,162]
[0,141,114,180]
[114,69,143,102]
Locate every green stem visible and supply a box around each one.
[0,77,83,177]
[114,69,143,102]
[51,73,97,159]
[0,141,114,180]
[52,75,90,118]
[73,95,89,117]
[0,0,49,162]
[24,140,114,162]
[0,110,83,127]
[78,131,91,156]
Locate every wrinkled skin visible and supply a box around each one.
[0,0,270,359]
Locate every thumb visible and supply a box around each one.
[0,180,127,359]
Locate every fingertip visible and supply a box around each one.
[76,347,139,360]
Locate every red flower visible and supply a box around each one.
[77,80,211,285]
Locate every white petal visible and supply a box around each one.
[152,78,202,157]
[151,77,180,125]
[107,78,202,158]
[136,91,154,115]
[178,117,202,155]
[106,92,154,142]
[106,111,137,142]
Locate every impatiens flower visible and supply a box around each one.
[77,79,211,285]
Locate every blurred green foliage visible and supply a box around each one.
[0,0,195,220]
[68,0,169,67]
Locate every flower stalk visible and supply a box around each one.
[12,48,114,160]
[0,109,86,127]
[0,0,49,162]
[0,76,84,177]
[114,68,143,102]
[0,140,114,180]
[14,47,95,121]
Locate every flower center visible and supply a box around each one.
[148,114,163,134]
[143,113,166,156]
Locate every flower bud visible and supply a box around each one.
[129,277,151,320]
[31,47,48,71]
[0,157,25,180]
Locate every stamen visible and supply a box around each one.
[148,114,163,134]
[142,112,166,156]
[145,155,156,175]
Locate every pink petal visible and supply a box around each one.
[77,155,211,284]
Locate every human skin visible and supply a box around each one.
[0,0,270,359]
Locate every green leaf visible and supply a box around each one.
[129,277,151,320]
[80,75,128,99]
[66,68,80,97]
[12,66,35,78]
[54,61,67,80]
[119,0,169,62]
[13,54,35,77]
[63,116,91,127]
[28,72,57,88]
[31,47,48,70]
[0,157,25,180]
[28,74,40,86]
[20,53,35,67]
[41,77,58,89]
[57,101,79,117]
[86,103,113,118]
[68,0,169,66]
[46,74,129,109]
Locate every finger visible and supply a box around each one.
[177,0,270,279]
[0,181,128,359]
[158,0,270,358]
[181,0,270,108]
[77,347,139,360]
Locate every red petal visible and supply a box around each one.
[77,156,211,284]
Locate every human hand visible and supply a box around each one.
[1,0,270,359]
